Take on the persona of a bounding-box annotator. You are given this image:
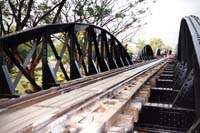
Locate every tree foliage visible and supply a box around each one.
[0,0,156,91]
[136,38,172,54]
[0,0,67,34]
[1,0,155,38]
[136,39,146,48]
[149,38,163,52]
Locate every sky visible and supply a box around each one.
[133,0,200,49]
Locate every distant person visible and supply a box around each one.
[168,50,172,55]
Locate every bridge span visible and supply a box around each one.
[0,15,200,133]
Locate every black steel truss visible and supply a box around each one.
[0,23,132,95]
[135,16,200,133]
[138,44,155,60]
[177,16,200,119]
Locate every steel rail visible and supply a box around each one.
[0,58,167,133]
[0,59,159,110]
[36,58,167,132]
[33,58,167,132]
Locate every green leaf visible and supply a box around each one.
[87,7,94,15]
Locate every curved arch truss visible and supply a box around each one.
[139,44,154,60]
[176,15,200,131]
[177,16,200,68]
[0,23,132,94]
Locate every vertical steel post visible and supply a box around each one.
[69,27,82,79]
[88,27,98,75]
[100,33,110,70]
[91,28,108,72]
[42,30,57,89]
[111,38,123,67]
[0,46,15,94]
[119,44,129,66]
[102,31,117,69]
[193,54,200,118]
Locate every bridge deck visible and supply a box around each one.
[0,58,166,132]
[0,15,200,132]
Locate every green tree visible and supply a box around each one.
[136,39,146,48]
[1,0,67,91]
[1,0,156,37]
[61,0,156,40]
[1,0,156,92]
[149,38,163,52]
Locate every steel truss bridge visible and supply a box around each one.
[0,15,199,133]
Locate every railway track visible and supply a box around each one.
[0,58,168,133]
[0,15,199,133]
[0,59,158,110]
